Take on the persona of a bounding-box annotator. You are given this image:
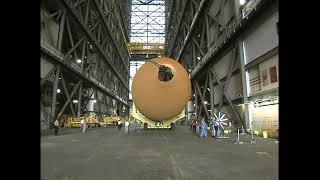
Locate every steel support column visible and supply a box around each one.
[210,68,244,127]
[193,83,199,119]
[238,39,251,129]
[195,80,210,120]
[209,72,214,116]
[50,66,60,123]
[58,11,66,51]
[78,81,82,117]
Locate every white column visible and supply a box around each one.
[235,0,253,130]
[187,100,194,122]
[86,88,95,116]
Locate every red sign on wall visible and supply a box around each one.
[270,66,278,83]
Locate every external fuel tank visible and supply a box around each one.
[131,57,191,121]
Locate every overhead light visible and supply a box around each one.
[240,0,246,5]
[57,89,61,93]
[59,77,61,80]
[158,55,161,57]
[204,101,208,104]
[207,88,210,91]
[93,100,97,103]
[208,110,211,112]
[84,56,87,59]
[197,34,200,37]
[89,45,93,49]
[76,59,82,63]
[72,100,78,103]
[197,56,201,60]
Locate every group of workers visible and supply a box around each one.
[191,115,208,138]
[117,119,140,136]
[190,114,222,138]
[52,113,223,138]
[52,116,91,136]
[52,116,141,136]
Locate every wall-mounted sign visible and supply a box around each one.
[270,66,278,83]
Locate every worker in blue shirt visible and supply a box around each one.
[200,118,207,138]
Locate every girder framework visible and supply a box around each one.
[129,0,166,56]
[41,0,131,125]
[165,0,276,128]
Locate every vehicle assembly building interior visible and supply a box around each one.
[41,0,278,179]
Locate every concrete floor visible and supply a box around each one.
[41,126,278,180]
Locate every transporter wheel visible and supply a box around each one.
[170,123,175,130]
[144,123,148,130]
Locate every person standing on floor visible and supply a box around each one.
[124,120,130,136]
[191,114,196,131]
[117,119,122,130]
[192,119,197,133]
[54,119,60,136]
[210,116,216,137]
[200,118,207,138]
[195,119,200,134]
[81,118,86,133]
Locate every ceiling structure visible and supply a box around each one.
[129,0,166,61]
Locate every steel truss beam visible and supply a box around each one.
[210,68,244,127]
[56,81,81,120]
[190,0,274,79]
[218,46,238,111]
[41,64,125,121]
[59,69,76,116]
[41,66,58,87]
[176,0,210,61]
[195,78,210,120]
[129,1,166,53]
[41,45,128,107]
[58,0,130,91]
[92,0,130,68]
[166,0,189,57]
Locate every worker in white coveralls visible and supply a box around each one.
[124,120,129,136]
[80,118,86,133]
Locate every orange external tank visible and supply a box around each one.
[131,57,191,121]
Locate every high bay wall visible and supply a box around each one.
[165,0,278,129]
[41,0,131,130]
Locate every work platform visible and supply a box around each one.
[41,126,278,180]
